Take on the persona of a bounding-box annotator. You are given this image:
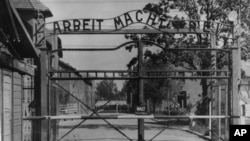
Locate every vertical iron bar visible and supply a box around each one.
[218,86,221,140]
[138,39,144,141]
[47,48,51,141]
[226,50,232,141]
[228,50,232,139]
[211,33,219,140]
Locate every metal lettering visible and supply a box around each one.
[114,16,125,30]
[136,10,143,22]
[189,20,197,32]
[124,13,134,25]
[203,21,210,32]
[216,22,221,34]
[53,21,61,33]
[63,20,71,32]
[146,13,157,26]
[96,19,103,30]
[83,19,90,31]
[166,20,171,29]
[92,19,95,30]
[158,18,165,29]
[73,19,81,31]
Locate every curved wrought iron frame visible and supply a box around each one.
[29,11,238,141]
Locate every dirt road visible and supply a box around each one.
[58,114,208,141]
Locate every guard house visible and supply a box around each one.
[0,0,40,141]
[1,0,57,141]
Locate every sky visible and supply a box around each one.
[40,0,164,89]
[39,0,238,90]
[41,0,154,69]
[40,0,237,69]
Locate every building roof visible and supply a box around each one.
[95,101,127,107]
[59,60,77,71]
[59,60,92,86]
[12,0,52,17]
[4,0,39,58]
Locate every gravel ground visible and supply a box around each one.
[58,113,207,141]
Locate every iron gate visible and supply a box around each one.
[24,10,241,141]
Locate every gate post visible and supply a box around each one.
[231,47,241,124]
[40,47,49,141]
[138,40,144,141]
[33,12,49,141]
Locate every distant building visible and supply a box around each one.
[240,60,250,124]
[58,60,95,115]
[95,100,127,113]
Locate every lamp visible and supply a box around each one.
[228,10,238,23]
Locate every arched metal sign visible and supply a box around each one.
[45,10,233,35]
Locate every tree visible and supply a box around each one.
[117,89,127,101]
[143,50,183,113]
[123,49,183,113]
[124,0,250,119]
[95,80,118,101]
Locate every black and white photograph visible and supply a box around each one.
[1,0,250,141]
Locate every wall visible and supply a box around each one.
[0,69,27,141]
[12,72,22,141]
[58,62,95,115]
[23,75,34,141]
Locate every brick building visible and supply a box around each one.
[58,60,95,115]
